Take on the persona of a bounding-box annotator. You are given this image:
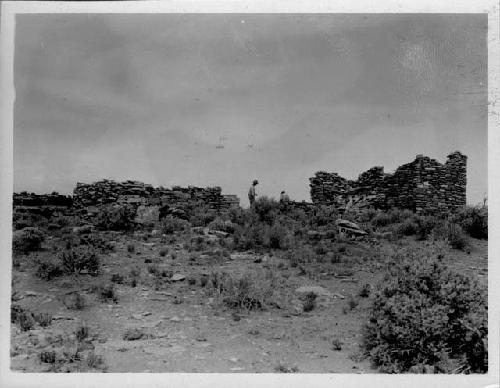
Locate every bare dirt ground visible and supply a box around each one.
[10,231,487,373]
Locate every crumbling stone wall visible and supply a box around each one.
[13,192,73,207]
[73,179,240,212]
[309,151,467,214]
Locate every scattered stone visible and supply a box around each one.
[122,328,145,341]
[230,367,245,371]
[142,311,152,317]
[333,292,345,299]
[171,274,186,282]
[229,357,239,363]
[170,316,181,322]
[25,291,38,297]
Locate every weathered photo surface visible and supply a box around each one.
[9,13,488,374]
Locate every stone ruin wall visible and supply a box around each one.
[72,179,240,213]
[309,151,467,215]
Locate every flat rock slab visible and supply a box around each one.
[295,286,332,298]
[171,274,186,282]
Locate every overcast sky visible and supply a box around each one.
[14,14,487,205]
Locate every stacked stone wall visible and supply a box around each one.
[309,151,467,214]
[73,179,240,212]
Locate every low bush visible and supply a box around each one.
[266,222,291,250]
[431,222,470,251]
[33,312,52,327]
[233,223,269,251]
[208,217,236,234]
[362,246,487,373]
[35,256,64,280]
[451,205,488,240]
[59,246,100,275]
[254,196,280,225]
[302,291,317,312]
[40,350,56,364]
[94,204,136,231]
[212,270,286,311]
[110,273,124,284]
[91,282,118,303]
[85,351,107,370]
[160,215,190,235]
[74,325,90,342]
[189,204,218,227]
[12,227,45,255]
[11,305,35,331]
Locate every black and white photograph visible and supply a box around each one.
[0,1,499,386]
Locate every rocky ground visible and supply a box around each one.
[10,229,488,373]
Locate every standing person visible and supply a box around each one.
[248,179,259,208]
[279,190,290,204]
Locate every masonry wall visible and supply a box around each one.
[72,179,240,212]
[309,151,467,214]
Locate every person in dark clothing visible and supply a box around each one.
[248,179,259,208]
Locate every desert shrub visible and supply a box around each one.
[160,215,190,235]
[302,291,317,312]
[66,292,86,310]
[310,205,338,228]
[18,310,36,331]
[362,247,487,373]
[11,305,35,331]
[414,215,439,240]
[85,351,106,370]
[110,273,124,284]
[189,204,218,227]
[147,264,160,276]
[74,325,90,342]
[451,205,488,240]
[77,233,114,254]
[159,247,168,257]
[331,336,343,351]
[395,218,419,236]
[59,246,100,275]
[127,243,135,253]
[431,222,470,251]
[35,256,64,280]
[94,204,136,231]
[40,350,56,364]
[254,196,280,225]
[33,312,52,327]
[358,283,371,298]
[12,227,45,255]
[274,363,299,373]
[208,217,236,234]
[233,223,269,251]
[91,282,118,303]
[213,269,286,311]
[265,222,291,250]
[371,208,414,228]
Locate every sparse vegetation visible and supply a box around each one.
[13,227,45,255]
[160,215,190,235]
[362,245,487,373]
[94,204,136,231]
[10,188,488,373]
[91,281,118,303]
